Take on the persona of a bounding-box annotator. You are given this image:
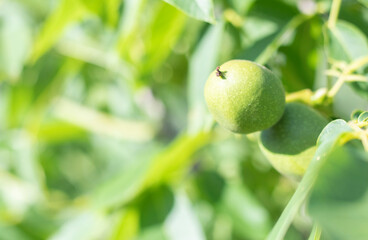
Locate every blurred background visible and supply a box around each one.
[0,0,367,239]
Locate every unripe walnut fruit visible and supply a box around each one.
[259,102,329,180]
[204,60,285,134]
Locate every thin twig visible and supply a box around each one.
[328,0,342,28]
[327,56,368,98]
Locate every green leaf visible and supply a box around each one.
[0,3,32,80]
[316,119,353,146]
[91,132,211,209]
[358,0,368,8]
[49,211,107,240]
[358,111,368,123]
[0,85,8,129]
[327,20,368,62]
[308,144,368,240]
[164,192,205,240]
[26,59,83,134]
[278,17,321,91]
[228,0,256,15]
[36,119,87,143]
[79,0,101,15]
[136,185,174,228]
[0,225,32,240]
[136,225,168,240]
[350,80,368,100]
[307,224,322,240]
[118,1,187,75]
[267,120,353,240]
[239,14,310,66]
[310,144,368,203]
[141,132,211,188]
[15,207,60,239]
[237,0,303,65]
[30,0,85,62]
[6,84,33,128]
[187,23,224,133]
[216,22,242,63]
[117,0,145,41]
[163,0,215,23]
[141,2,187,73]
[105,0,121,26]
[110,208,139,240]
[90,152,151,209]
[194,171,225,204]
[221,181,272,240]
[10,131,44,194]
[51,98,155,142]
[79,0,120,26]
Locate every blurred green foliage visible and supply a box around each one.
[0,0,367,239]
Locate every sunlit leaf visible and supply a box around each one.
[91,131,211,209]
[52,98,155,142]
[49,212,107,240]
[228,0,256,15]
[327,21,368,62]
[9,131,44,194]
[79,0,121,27]
[105,0,121,27]
[358,0,368,7]
[221,181,271,240]
[0,2,31,80]
[141,131,212,189]
[6,85,33,128]
[26,59,83,134]
[187,22,224,133]
[163,0,215,23]
[141,2,186,73]
[30,0,85,62]
[238,0,303,65]
[110,208,139,240]
[118,1,186,76]
[79,0,101,15]
[0,168,39,218]
[164,192,206,240]
[37,119,86,143]
[90,153,151,209]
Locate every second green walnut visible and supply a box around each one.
[259,102,329,180]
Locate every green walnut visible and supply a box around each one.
[204,60,285,134]
[259,102,329,180]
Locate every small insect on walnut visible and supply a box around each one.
[216,66,222,77]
